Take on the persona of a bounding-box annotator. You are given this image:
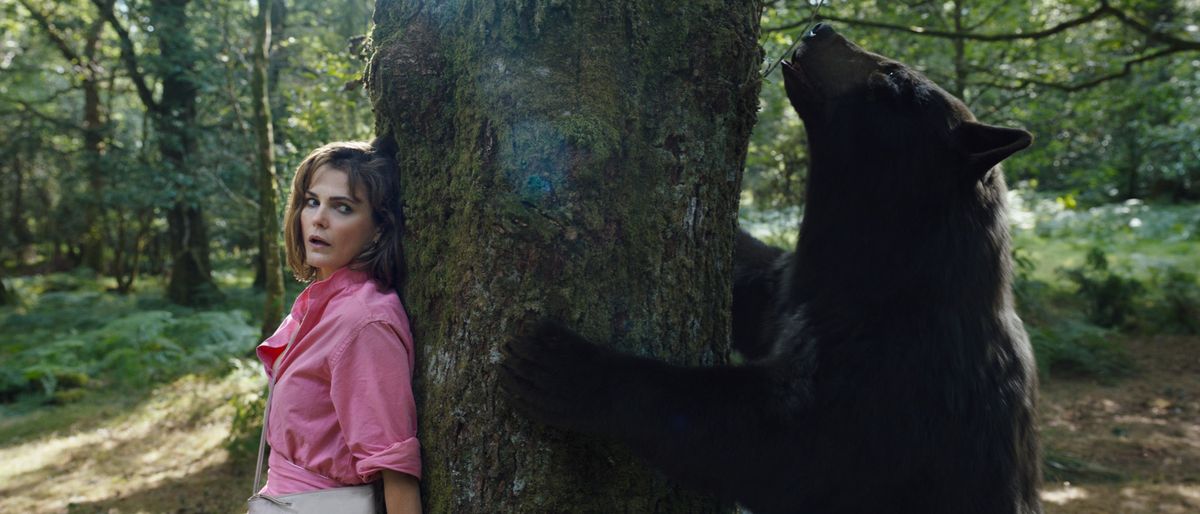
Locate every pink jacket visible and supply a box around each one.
[256,267,421,495]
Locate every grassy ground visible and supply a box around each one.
[0,367,260,514]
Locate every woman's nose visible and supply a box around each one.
[311,207,330,228]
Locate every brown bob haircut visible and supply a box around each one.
[283,138,404,290]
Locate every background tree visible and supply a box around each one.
[93,0,222,305]
[253,0,284,338]
[17,0,110,271]
[367,0,762,510]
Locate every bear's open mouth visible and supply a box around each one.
[781,57,819,99]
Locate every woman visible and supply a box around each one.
[252,140,421,513]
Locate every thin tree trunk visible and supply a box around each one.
[254,0,285,339]
[1126,137,1140,199]
[112,210,128,290]
[368,1,762,511]
[114,209,153,293]
[0,271,11,306]
[79,17,108,271]
[951,0,968,101]
[251,0,286,292]
[11,153,32,247]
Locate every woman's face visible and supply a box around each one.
[301,165,379,280]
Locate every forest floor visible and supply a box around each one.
[0,337,1196,514]
[1039,335,1200,513]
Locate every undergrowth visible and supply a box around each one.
[0,269,261,406]
[1011,193,1200,381]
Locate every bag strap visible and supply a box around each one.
[252,321,302,496]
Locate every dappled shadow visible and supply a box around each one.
[1039,335,1200,513]
[64,459,253,514]
[0,387,155,449]
[0,369,262,514]
[1041,483,1200,514]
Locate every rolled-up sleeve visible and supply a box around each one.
[329,320,422,481]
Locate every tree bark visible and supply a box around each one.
[252,0,288,292]
[254,0,285,339]
[79,17,107,272]
[11,152,32,247]
[0,270,11,306]
[368,1,762,511]
[151,0,221,306]
[112,209,153,294]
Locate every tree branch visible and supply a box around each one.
[90,0,159,113]
[1103,1,1200,51]
[0,99,82,132]
[769,6,1112,41]
[17,0,82,64]
[763,1,1198,93]
[973,47,1185,93]
[764,1,1198,51]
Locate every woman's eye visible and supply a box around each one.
[305,197,319,208]
[336,204,353,214]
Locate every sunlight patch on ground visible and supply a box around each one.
[1178,485,1200,501]
[0,364,262,514]
[1041,483,1090,505]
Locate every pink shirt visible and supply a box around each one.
[256,267,421,495]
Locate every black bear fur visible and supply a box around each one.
[502,24,1041,514]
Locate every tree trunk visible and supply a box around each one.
[368,1,762,511]
[110,207,152,294]
[11,152,32,247]
[80,17,108,272]
[254,0,285,339]
[152,0,221,306]
[253,0,288,293]
[950,0,967,101]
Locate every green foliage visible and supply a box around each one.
[1013,253,1134,381]
[1007,195,1200,380]
[1147,267,1200,334]
[1026,318,1132,381]
[226,360,267,463]
[749,1,1200,212]
[1,0,376,299]
[1059,247,1145,329]
[0,273,259,403]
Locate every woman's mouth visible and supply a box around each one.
[308,236,331,248]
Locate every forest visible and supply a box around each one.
[0,0,1197,512]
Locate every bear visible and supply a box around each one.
[501,23,1040,514]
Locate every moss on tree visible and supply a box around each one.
[368,1,762,510]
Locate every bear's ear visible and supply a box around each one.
[956,121,1033,179]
